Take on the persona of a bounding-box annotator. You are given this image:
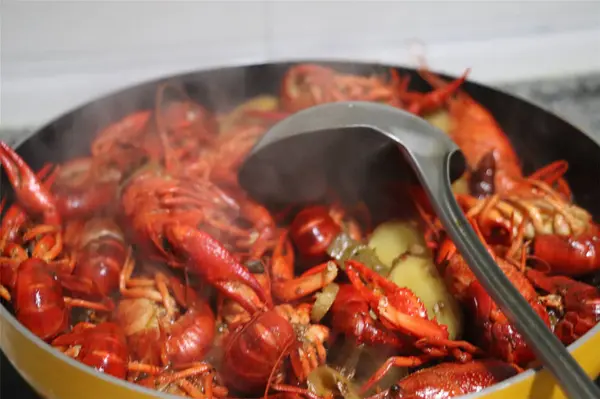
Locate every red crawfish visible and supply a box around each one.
[342,260,480,392]
[453,188,599,277]
[119,165,272,313]
[434,224,551,366]
[417,69,524,195]
[367,360,520,399]
[289,203,364,262]
[114,259,216,369]
[269,229,338,303]
[279,64,401,113]
[52,322,161,379]
[0,163,57,252]
[63,217,128,297]
[136,362,228,399]
[526,269,600,345]
[330,284,405,350]
[532,225,600,277]
[0,141,60,226]
[90,85,218,175]
[0,141,120,224]
[220,303,330,395]
[217,231,334,394]
[50,157,120,220]
[1,226,112,341]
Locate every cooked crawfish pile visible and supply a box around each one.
[1,64,599,399]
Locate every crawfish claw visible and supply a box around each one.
[164,223,272,313]
[0,141,60,225]
[345,260,449,340]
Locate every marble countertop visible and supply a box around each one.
[502,72,600,141]
[2,72,600,146]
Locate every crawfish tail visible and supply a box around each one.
[533,232,600,276]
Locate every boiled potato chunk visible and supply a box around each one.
[452,174,469,195]
[424,110,451,135]
[368,221,425,269]
[368,220,463,340]
[424,110,469,195]
[389,255,463,340]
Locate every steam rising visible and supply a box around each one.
[1,61,428,397]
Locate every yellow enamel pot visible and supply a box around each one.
[2,294,600,399]
[0,305,174,399]
[1,61,600,399]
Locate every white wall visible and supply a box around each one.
[2,1,600,128]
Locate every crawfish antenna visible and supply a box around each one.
[263,339,295,399]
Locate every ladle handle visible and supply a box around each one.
[411,150,600,399]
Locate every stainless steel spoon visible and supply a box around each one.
[238,101,600,399]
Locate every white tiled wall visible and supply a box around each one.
[2,1,600,128]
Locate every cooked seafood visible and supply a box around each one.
[1,63,599,399]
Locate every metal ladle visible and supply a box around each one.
[238,101,600,399]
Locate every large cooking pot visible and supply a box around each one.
[1,61,599,399]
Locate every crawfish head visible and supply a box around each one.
[526,269,600,345]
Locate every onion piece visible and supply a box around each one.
[328,232,390,275]
[311,282,340,323]
[307,366,361,399]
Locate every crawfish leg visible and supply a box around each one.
[145,362,214,390]
[360,355,431,393]
[272,261,338,303]
[405,69,469,115]
[0,285,11,301]
[63,297,114,312]
[141,363,228,399]
[271,384,325,399]
[127,362,163,376]
[24,225,65,262]
[527,160,571,198]
[377,301,481,358]
[118,253,166,301]
[0,142,60,225]
[289,324,329,382]
[177,379,205,399]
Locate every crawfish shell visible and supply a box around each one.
[220,309,295,394]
